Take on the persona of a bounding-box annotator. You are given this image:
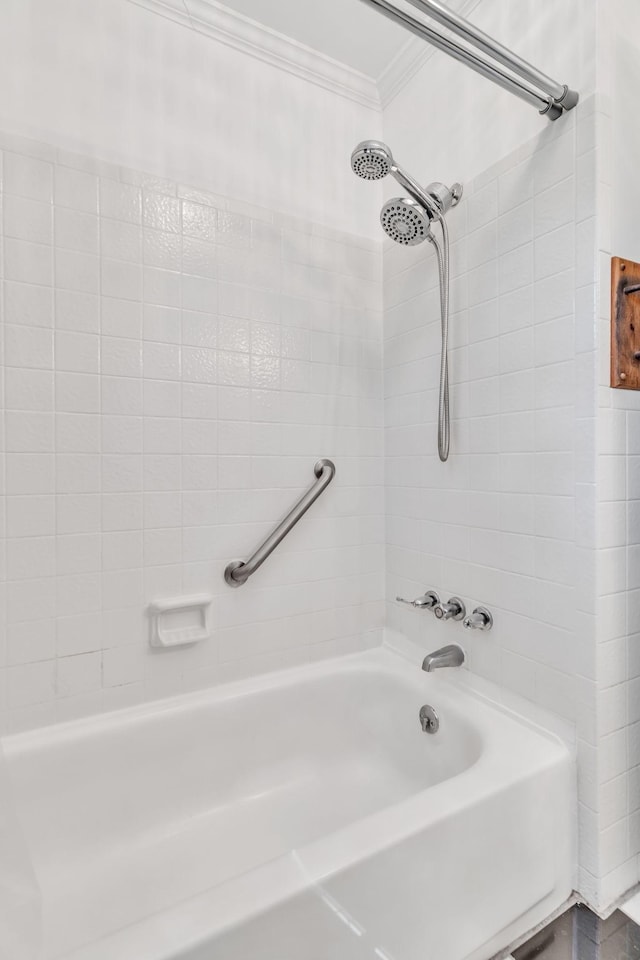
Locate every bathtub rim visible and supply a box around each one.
[1,638,573,760]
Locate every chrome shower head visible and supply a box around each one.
[350,140,394,181]
[351,139,462,224]
[351,141,462,463]
[381,198,433,246]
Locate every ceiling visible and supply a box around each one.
[210,0,414,79]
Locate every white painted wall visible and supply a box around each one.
[0,0,382,238]
[608,0,640,263]
[191,0,409,78]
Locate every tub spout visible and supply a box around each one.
[421,644,465,672]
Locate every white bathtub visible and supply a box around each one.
[2,642,573,960]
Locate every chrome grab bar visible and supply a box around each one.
[224,459,336,587]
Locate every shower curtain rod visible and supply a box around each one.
[359,0,578,120]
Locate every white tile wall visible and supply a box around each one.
[591,0,640,910]
[587,88,640,907]
[0,131,385,734]
[379,70,639,914]
[383,102,605,905]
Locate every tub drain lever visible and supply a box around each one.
[419,704,440,734]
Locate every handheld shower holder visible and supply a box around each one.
[425,181,463,216]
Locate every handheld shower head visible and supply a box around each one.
[350,138,463,462]
[381,198,432,246]
[351,140,393,181]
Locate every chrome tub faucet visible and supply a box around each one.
[421,644,465,672]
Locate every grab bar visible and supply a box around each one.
[224,458,336,587]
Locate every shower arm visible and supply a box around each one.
[357,0,578,120]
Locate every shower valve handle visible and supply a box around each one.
[463,607,494,631]
[434,597,466,622]
[396,590,440,611]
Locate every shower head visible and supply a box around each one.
[381,198,433,246]
[351,139,462,222]
[351,142,461,463]
[351,140,394,181]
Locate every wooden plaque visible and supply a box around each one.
[611,256,640,390]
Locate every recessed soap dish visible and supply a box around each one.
[148,595,212,648]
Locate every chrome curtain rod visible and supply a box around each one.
[359,0,578,120]
[224,459,336,587]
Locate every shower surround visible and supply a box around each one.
[380,0,640,913]
[384,99,596,888]
[1,0,640,930]
[0,129,385,730]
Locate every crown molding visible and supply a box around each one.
[128,0,488,115]
[376,0,484,108]
[377,35,432,109]
[127,0,381,111]
[128,0,193,28]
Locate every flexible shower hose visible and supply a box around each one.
[431,217,450,462]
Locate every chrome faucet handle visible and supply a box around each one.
[433,596,466,622]
[463,606,493,631]
[396,590,440,610]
